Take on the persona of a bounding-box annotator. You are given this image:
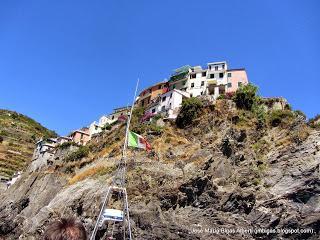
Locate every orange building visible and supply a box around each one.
[137,82,169,107]
[69,127,90,146]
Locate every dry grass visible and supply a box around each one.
[98,141,123,158]
[289,125,310,144]
[152,127,189,154]
[68,164,114,185]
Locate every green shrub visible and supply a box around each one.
[267,110,294,127]
[252,102,267,127]
[232,83,258,111]
[308,114,320,129]
[148,123,163,135]
[294,110,306,120]
[64,146,90,162]
[217,94,226,100]
[176,97,203,128]
[152,114,162,122]
[102,123,111,131]
[58,141,77,150]
[0,130,8,136]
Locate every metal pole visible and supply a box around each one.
[90,186,111,240]
[124,188,133,240]
[122,78,140,159]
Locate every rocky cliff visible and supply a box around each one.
[0,99,319,240]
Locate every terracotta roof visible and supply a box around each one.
[138,81,168,96]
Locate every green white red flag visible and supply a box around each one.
[128,131,151,151]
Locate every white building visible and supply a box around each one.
[168,61,248,100]
[89,121,102,136]
[99,115,113,126]
[108,107,129,123]
[33,138,57,160]
[146,89,190,119]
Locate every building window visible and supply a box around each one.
[238,82,243,87]
[162,96,166,102]
[228,83,232,88]
[200,91,203,95]
[191,82,194,88]
[112,116,114,120]
[190,93,193,97]
[170,93,172,98]
[158,85,161,89]
[169,103,172,108]
[219,73,224,78]
[209,65,211,70]
[201,81,204,86]
[227,72,232,77]
[183,80,186,85]
[161,106,165,111]
[210,74,215,78]
[152,109,156,113]
[190,74,196,79]
[215,66,218,71]
[202,72,206,77]
[222,64,225,69]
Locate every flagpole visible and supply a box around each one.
[122,78,139,159]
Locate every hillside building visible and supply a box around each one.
[225,68,249,93]
[108,106,130,123]
[56,136,72,145]
[146,89,190,119]
[168,61,248,99]
[69,128,90,146]
[137,82,169,107]
[33,138,57,160]
[89,121,102,136]
[99,115,113,126]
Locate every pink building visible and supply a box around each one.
[226,68,249,93]
[69,128,90,146]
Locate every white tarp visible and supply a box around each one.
[102,209,124,222]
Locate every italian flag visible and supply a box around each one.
[128,131,151,151]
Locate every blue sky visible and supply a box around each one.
[0,0,319,135]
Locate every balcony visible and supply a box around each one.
[207,80,217,85]
[169,71,188,83]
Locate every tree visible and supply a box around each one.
[233,83,258,111]
[176,97,203,128]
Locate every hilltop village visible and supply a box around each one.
[2,61,319,240]
[31,61,249,167]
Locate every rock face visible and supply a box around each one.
[0,103,319,239]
